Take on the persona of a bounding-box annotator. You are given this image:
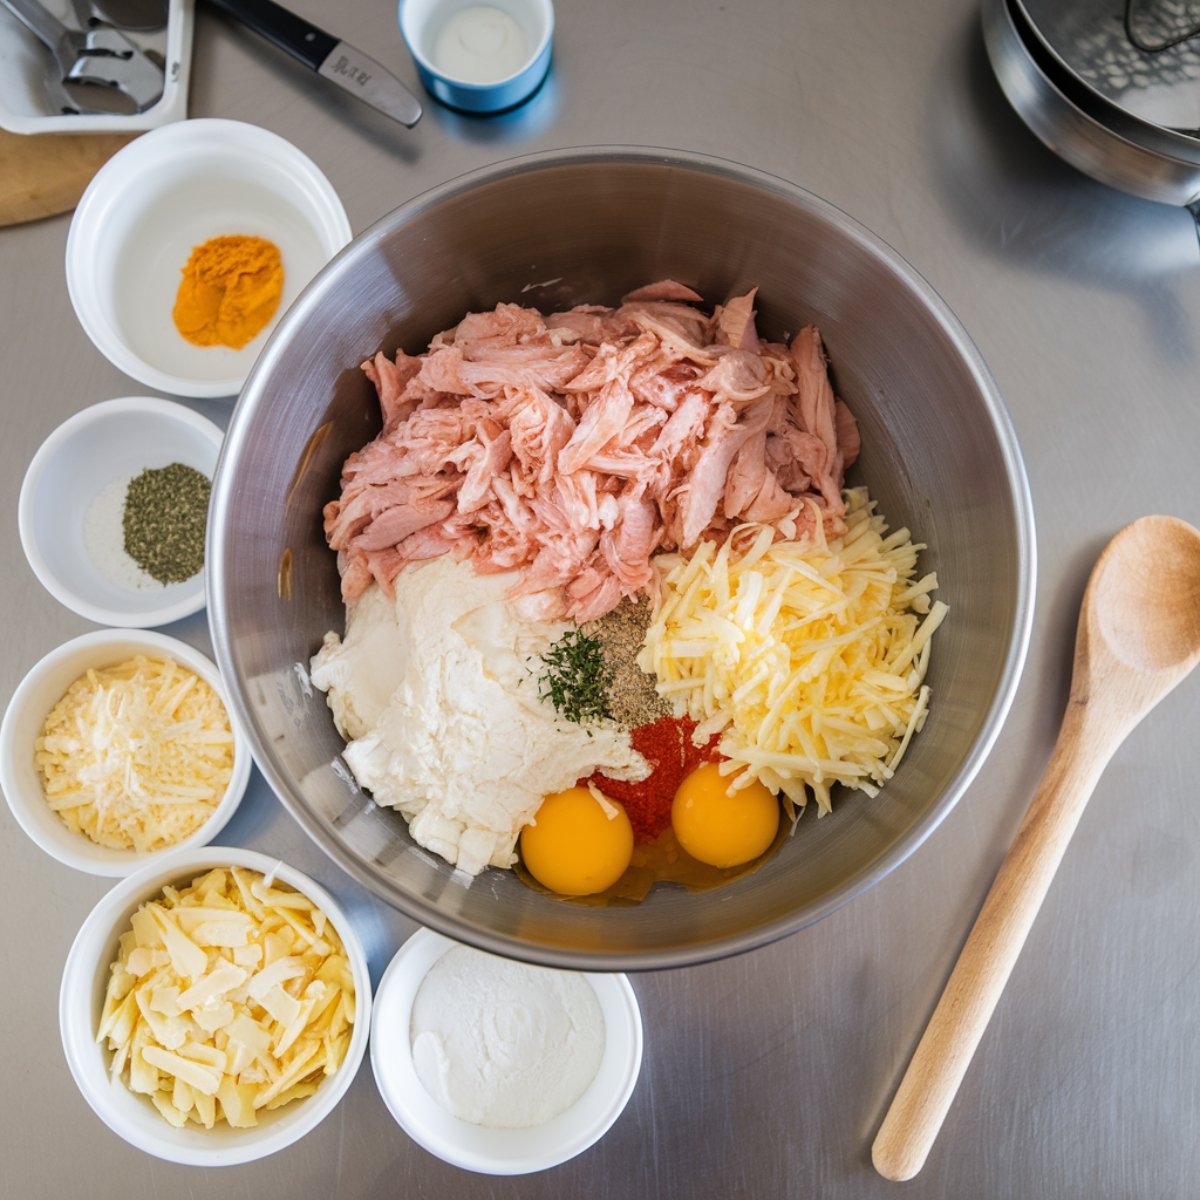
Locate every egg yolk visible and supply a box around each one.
[671,762,780,868]
[520,786,634,896]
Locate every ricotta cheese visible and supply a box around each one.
[311,557,646,876]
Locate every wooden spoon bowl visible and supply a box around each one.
[1090,516,1200,674]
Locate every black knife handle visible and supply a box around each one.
[204,0,338,71]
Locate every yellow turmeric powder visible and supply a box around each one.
[172,235,284,350]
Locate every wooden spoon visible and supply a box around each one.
[872,514,1200,1182]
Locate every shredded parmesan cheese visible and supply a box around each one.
[34,654,234,853]
[98,867,356,1130]
[639,488,948,815]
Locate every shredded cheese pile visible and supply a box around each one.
[98,867,356,1130]
[34,654,234,852]
[639,488,948,814]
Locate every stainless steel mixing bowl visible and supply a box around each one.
[209,147,1035,971]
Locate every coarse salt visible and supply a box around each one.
[83,475,158,592]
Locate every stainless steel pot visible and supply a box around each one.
[209,147,1035,971]
[983,0,1200,213]
[1015,0,1200,154]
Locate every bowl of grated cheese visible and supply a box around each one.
[59,846,371,1165]
[0,629,251,876]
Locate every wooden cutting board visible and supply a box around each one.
[0,128,137,227]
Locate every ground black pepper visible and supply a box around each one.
[123,463,211,585]
[583,597,672,729]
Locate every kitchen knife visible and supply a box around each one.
[204,0,422,128]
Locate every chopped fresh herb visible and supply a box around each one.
[537,628,612,724]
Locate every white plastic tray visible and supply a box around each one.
[0,0,192,133]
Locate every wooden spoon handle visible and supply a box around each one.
[871,707,1115,1181]
[0,129,136,228]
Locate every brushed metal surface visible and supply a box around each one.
[3,0,1200,1196]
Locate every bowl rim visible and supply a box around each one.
[58,844,373,1166]
[0,628,252,876]
[18,395,222,628]
[210,144,1037,971]
[64,117,353,399]
[369,927,642,1174]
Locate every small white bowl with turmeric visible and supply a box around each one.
[0,629,252,876]
[66,119,352,399]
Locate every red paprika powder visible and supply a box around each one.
[588,715,723,842]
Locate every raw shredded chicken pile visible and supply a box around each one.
[324,281,862,622]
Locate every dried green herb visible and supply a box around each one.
[123,463,211,585]
[582,596,671,729]
[537,627,612,724]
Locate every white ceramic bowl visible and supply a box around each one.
[19,396,222,627]
[370,928,642,1174]
[65,118,352,398]
[0,629,251,876]
[60,846,373,1165]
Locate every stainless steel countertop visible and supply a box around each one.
[3,1,1198,1196]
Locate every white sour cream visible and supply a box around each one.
[433,5,530,84]
[411,945,605,1129]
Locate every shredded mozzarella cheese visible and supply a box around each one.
[35,654,234,852]
[638,488,948,815]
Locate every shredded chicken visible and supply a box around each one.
[324,282,860,622]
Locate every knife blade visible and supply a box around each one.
[204,0,422,128]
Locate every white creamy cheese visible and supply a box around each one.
[410,945,605,1129]
[310,557,646,876]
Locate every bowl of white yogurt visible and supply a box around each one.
[399,0,554,113]
[370,928,642,1174]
